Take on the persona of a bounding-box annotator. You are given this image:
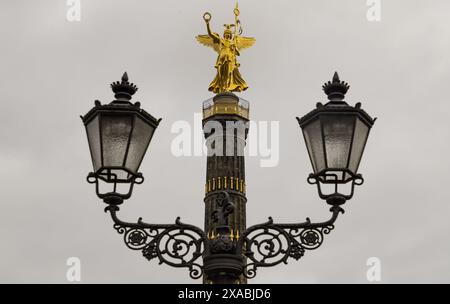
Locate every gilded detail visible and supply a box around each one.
[208,229,240,240]
[196,4,255,93]
[202,101,249,120]
[205,176,246,194]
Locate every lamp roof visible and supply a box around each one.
[297,72,376,128]
[80,73,161,128]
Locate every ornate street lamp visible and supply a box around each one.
[81,72,161,205]
[81,71,375,284]
[297,72,376,205]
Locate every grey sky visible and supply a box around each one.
[0,0,449,283]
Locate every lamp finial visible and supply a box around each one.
[110,72,138,101]
[322,71,350,102]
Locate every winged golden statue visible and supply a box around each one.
[196,4,255,93]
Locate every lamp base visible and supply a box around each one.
[326,195,347,206]
[103,195,124,205]
[203,254,244,284]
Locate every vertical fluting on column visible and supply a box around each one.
[202,92,249,284]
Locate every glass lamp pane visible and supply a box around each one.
[302,118,325,173]
[322,114,355,169]
[348,118,370,174]
[86,116,101,172]
[101,114,133,169]
[125,116,156,173]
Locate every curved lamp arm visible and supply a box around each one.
[104,205,207,280]
[239,205,345,279]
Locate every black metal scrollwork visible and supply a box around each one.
[103,193,345,281]
[105,205,206,280]
[241,205,343,279]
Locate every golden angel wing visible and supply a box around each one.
[196,35,220,53]
[235,36,255,51]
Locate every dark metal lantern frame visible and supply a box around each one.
[82,72,375,283]
[81,73,161,204]
[297,72,376,205]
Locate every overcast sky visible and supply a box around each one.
[1,0,450,283]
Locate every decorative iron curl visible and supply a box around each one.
[241,205,344,279]
[105,205,206,280]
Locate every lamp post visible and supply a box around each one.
[81,71,375,284]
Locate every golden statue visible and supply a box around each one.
[196,4,255,93]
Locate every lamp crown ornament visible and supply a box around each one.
[322,72,350,102]
[110,72,138,101]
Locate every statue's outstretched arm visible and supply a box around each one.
[206,21,220,44]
